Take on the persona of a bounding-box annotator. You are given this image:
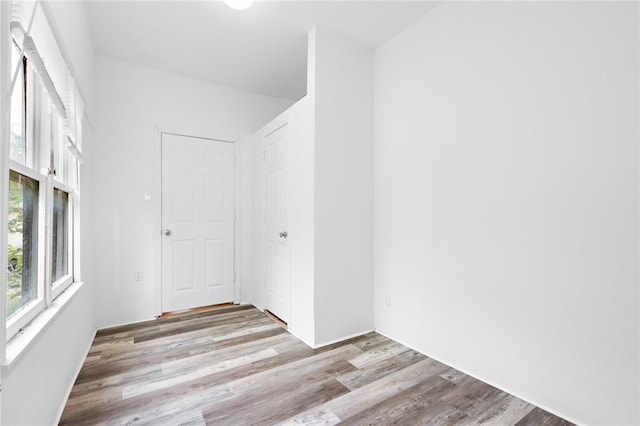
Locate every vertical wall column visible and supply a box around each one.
[308,27,375,346]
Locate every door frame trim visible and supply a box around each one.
[153,126,240,316]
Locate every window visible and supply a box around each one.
[7,171,39,318]
[5,37,79,340]
[9,46,26,164]
[51,186,71,294]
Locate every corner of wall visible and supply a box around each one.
[311,26,375,346]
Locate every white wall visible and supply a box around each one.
[46,0,97,323]
[287,97,316,345]
[93,55,292,328]
[2,285,94,425]
[46,1,94,119]
[374,2,639,425]
[310,28,374,346]
[250,27,374,348]
[2,2,96,424]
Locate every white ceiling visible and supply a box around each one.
[85,1,438,101]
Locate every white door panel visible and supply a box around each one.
[162,133,234,312]
[205,238,224,287]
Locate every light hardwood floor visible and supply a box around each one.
[61,305,572,425]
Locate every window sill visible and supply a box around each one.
[3,281,85,367]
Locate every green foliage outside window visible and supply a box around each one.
[7,178,24,317]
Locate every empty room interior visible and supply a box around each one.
[0,0,638,425]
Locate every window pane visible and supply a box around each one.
[35,84,52,175]
[10,51,26,164]
[7,171,39,318]
[51,188,69,283]
[52,112,65,184]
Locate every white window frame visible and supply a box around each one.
[49,179,73,301]
[1,1,85,361]
[6,160,47,340]
[5,35,77,340]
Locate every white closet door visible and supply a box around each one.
[264,124,290,323]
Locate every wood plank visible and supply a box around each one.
[122,347,279,399]
[146,408,206,426]
[440,366,469,384]
[160,331,291,375]
[61,306,573,426]
[464,395,535,425]
[132,309,265,344]
[74,324,286,388]
[203,364,352,425]
[515,407,574,426]
[95,385,234,426]
[93,342,315,425]
[336,348,426,390]
[337,374,457,425]
[72,330,291,400]
[280,356,451,425]
[94,304,254,338]
[348,340,408,369]
[105,340,310,423]
[97,315,279,364]
[91,308,264,353]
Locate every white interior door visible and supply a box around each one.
[161,133,235,312]
[264,124,290,323]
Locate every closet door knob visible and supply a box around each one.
[163,229,172,236]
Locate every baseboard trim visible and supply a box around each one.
[311,328,375,349]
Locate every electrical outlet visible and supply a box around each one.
[135,271,143,282]
[385,293,391,307]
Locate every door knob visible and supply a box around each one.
[279,231,288,238]
[163,229,172,236]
